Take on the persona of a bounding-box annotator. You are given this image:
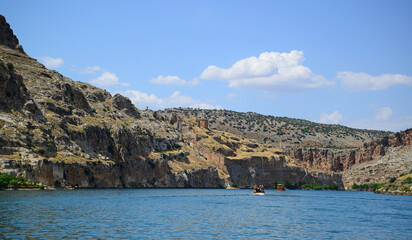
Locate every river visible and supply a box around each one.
[1,189,411,239]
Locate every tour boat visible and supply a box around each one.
[253,184,265,195]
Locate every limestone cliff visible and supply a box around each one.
[0,15,409,191]
[166,116,343,189]
[287,129,412,189]
[0,15,223,189]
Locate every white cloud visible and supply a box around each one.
[337,72,412,92]
[347,116,411,132]
[90,72,129,87]
[318,111,343,124]
[124,90,220,110]
[344,106,410,132]
[78,65,103,74]
[372,106,393,122]
[226,93,237,101]
[150,75,200,86]
[38,56,64,69]
[200,51,333,92]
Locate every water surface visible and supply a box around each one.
[1,189,411,239]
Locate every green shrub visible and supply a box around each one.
[172,143,182,150]
[285,181,297,189]
[38,148,46,155]
[0,173,13,188]
[0,173,38,189]
[328,183,339,190]
[9,179,18,186]
[6,62,14,70]
[389,177,396,183]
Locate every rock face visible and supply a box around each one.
[197,119,209,128]
[0,157,223,188]
[0,61,29,111]
[0,15,25,54]
[225,156,343,189]
[112,94,140,118]
[287,129,412,189]
[287,148,351,172]
[342,145,412,189]
[287,129,412,172]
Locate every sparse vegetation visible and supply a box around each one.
[157,108,391,148]
[352,183,383,191]
[301,182,339,190]
[38,147,46,155]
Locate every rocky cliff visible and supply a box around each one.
[0,15,223,189]
[165,116,343,189]
[0,15,409,191]
[287,129,412,189]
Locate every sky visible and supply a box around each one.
[1,0,412,132]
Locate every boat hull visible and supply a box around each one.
[253,192,265,195]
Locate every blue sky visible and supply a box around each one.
[1,0,412,131]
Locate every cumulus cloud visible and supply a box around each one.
[90,72,129,87]
[149,75,200,86]
[337,72,412,92]
[38,56,64,69]
[347,115,411,132]
[78,65,103,74]
[124,90,220,110]
[372,106,393,122]
[200,51,333,92]
[319,111,343,124]
[344,106,408,131]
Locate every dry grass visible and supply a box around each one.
[0,154,21,159]
[48,152,115,165]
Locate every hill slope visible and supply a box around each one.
[157,108,390,148]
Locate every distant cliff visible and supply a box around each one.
[287,129,412,189]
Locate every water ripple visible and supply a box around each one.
[0,189,411,239]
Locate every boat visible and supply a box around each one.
[253,184,265,195]
[277,183,286,191]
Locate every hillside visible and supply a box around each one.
[0,14,410,193]
[157,108,391,148]
[0,15,223,188]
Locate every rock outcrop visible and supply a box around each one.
[287,129,412,172]
[0,157,224,188]
[0,15,25,54]
[225,155,343,189]
[342,145,412,189]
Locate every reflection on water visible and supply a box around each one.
[0,189,411,239]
